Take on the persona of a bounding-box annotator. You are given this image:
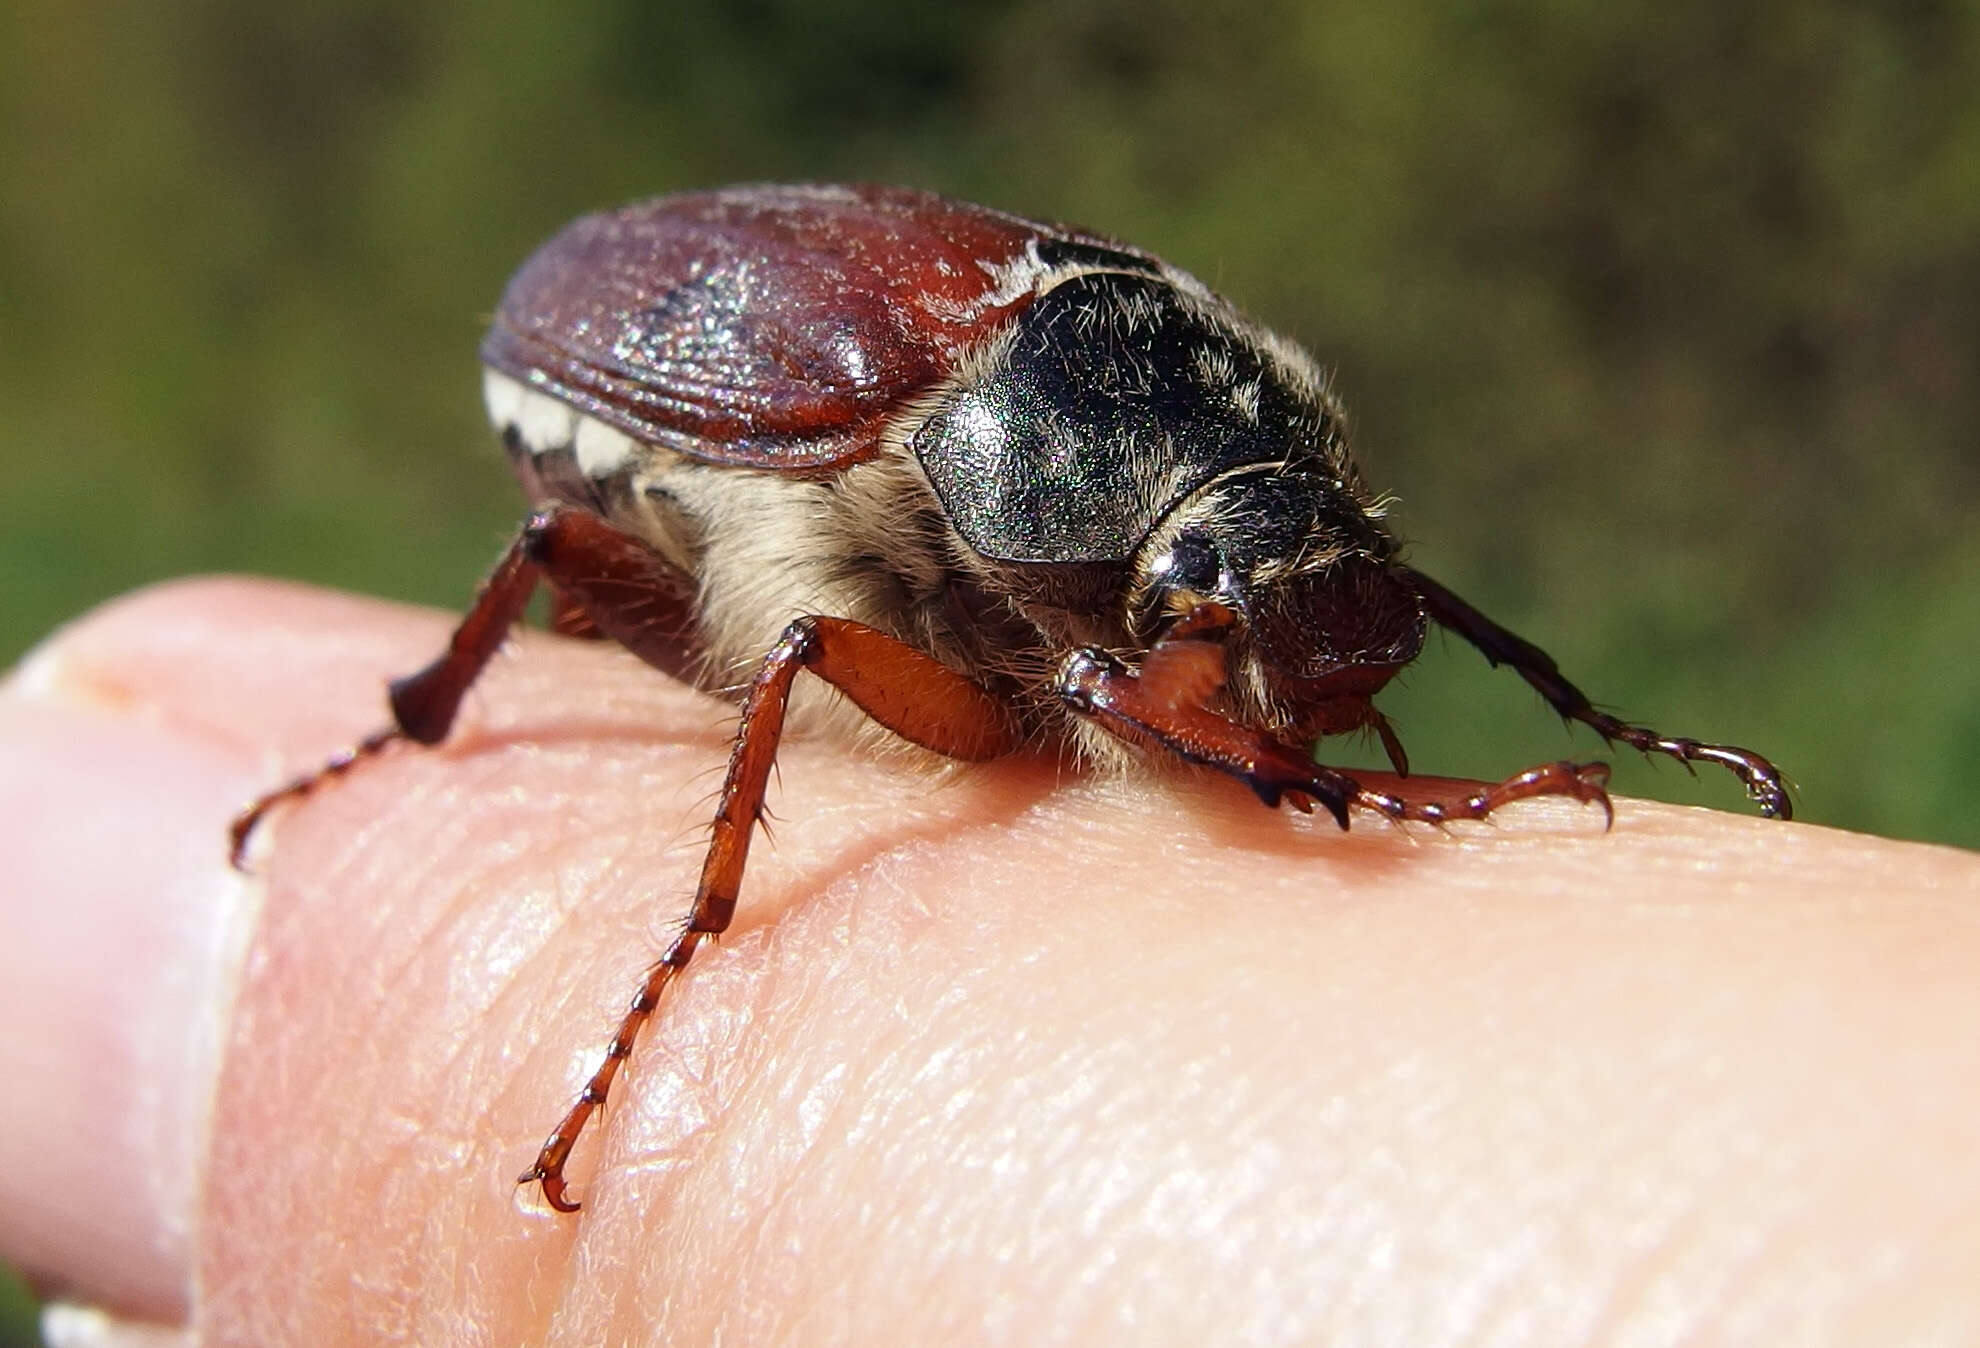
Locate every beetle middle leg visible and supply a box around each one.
[1402,569,1791,819]
[520,608,1019,1210]
[1056,606,1611,829]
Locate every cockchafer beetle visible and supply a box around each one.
[233,182,1790,1212]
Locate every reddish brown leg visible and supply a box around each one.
[229,727,406,866]
[231,502,1013,1211]
[519,614,1019,1211]
[229,504,700,866]
[1347,760,1612,827]
[1403,568,1791,819]
[549,590,605,640]
[1056,607,1611,830]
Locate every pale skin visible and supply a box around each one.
[1,578,1977,1346]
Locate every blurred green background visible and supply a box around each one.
[2,0,1977,1337]
[10,3,1980,843]
[6,0,1980,834]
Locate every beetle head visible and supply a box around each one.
[1132,464,1426,736]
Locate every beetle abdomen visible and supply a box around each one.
[483,368,646,512]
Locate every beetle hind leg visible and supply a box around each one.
[229,523,549,866]
[229,727,406,867]
[229,505,707,868]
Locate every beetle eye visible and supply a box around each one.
[1148,529,1228,599]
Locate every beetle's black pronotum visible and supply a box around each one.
[234,183,1790,1212]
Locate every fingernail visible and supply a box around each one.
[0,653,263,1324]
[40,1300,192,1347]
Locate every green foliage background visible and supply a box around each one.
[1,0,1977,1336]
[5,1,1978,855]
[9,2,1979,855]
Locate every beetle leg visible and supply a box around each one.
[1057,632,1610,830]
[229,505,701,867]
[1402,568,1792,819]
[519,611,1019,1211]
[227,726,407,866]
[1350,760,1613,828]
[549,589,605,639]
[236,502,1014,1210]
[1057,643,1356,827]
[227,527,543,864]
[1369,706,1410,777]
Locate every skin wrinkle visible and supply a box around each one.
[847,863,1188,1314]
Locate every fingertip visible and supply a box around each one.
[0,666,262,1322]
[0,580,457,1327]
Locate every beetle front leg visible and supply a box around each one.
[1402,569,1791,819]
[1058,644,1356,828]
[521,613,1019,1212]
[1056,628,1610,829]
